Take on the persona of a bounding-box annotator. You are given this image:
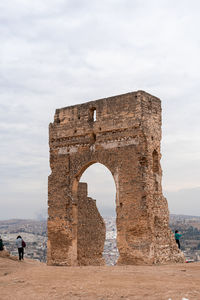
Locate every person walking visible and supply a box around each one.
[16,235,24,260]
[0,236,4,251]
[175,230,182,249]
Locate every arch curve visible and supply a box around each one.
[73,161,118,265]
[72,160,117,206]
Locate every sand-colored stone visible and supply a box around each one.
[48,90,184,266]
[0,249,18,261]
[0,250,10,258]
[77,183,105,265]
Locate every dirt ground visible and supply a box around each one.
[1,257,200,300]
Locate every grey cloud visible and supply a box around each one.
[1,190,47,220]
[1,1,200,219]
[165,187,200,216]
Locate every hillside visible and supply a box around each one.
[1,215,200,264]
[170,214,200,261]
[1,255,200,299]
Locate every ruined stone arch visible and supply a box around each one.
[47,91,185,266]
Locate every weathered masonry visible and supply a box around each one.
[48,91,184,266]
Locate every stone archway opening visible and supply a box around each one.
[80,163,119,265]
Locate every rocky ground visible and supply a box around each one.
[1,253,200,300]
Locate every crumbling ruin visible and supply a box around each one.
[47,90,184,266]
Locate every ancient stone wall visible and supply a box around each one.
[77,183,105,265]
[47,90,185,266]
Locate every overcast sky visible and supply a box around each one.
[1,0,200,220]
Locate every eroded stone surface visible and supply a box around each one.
[48,90,185,266]
[77,183,105,265]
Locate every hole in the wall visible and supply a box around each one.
[139,156,148,167]
[79,163,119,265]
[92,133,96,142]
[153,150,159,192]
[89,107,97,122]
[148,99,152,111]
[152,150,159,173]
[93,109,96,121]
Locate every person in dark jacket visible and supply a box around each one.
[0,236,4,251]
[175,230,182,249]
[16,235,24,260]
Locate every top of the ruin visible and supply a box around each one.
[50,90,161,132]
[55,90,160,113]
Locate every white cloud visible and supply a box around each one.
[1,0,200,219]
